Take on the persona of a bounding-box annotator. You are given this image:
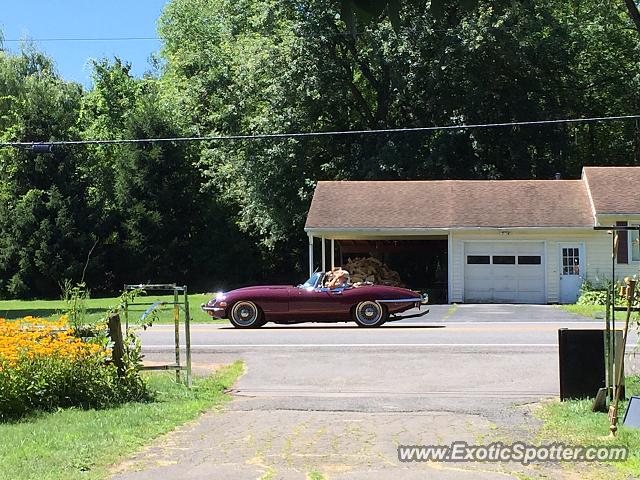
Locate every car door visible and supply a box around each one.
[290,287,346,316]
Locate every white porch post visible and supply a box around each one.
[331,239,335,268]
[308,234,314,277]
[447,232,453,304]
[321,236,326,272]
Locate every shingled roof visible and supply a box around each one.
[582,166,640,215]
[305,179,595,230]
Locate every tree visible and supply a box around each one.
[0,49,262,298]
[80,59,262,290]
[338,0,479,32]
[0,47,97,297]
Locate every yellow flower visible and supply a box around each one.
[0,316,108,367]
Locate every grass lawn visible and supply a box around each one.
[0,361,244,480]
[559,304,640,323]
[537,375,640,478]
[0,293,227,324]
[559,304,606,319]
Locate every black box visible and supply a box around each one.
[558,329,605,400]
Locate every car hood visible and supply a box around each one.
[206,285,293,306]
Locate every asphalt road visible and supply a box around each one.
[121,305,640,479]
[140,303,637,348]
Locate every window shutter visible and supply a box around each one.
[617,221,628,264]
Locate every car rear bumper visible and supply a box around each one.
[388,308,430,321]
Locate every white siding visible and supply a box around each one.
[595,215,640,280]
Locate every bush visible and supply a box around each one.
[576,279,640,308]
[576,280,609,306]
[0,317,148,421]
[576,290,608,306]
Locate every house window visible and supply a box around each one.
[467,255,490,264]
[631,226,640,262]
[493,255,516,265]
[562,247,580,275]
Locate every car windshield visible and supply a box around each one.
[300,272,323,289]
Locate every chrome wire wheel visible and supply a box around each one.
[354,301,386,327]
[230,301,261,328]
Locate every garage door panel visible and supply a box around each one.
[464,242,545,304]
[519,282,543,289]
[492,279,518,291]
[494,292,519,303]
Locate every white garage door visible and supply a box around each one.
[464,242,545,303]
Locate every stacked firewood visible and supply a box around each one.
[345,257,404,287]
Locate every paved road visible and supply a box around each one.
[113,305,638,480]
[139,304,636,350]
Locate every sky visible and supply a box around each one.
[0,0,169,87]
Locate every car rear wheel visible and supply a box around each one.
[353,301,387,327]
[229,301,265,328]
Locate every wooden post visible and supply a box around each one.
[184,285,192,388]
[321,236,326,272]
[174,287,181,383]
[605,288,613,400]
[107,313,125,377]
[609,277,636,437]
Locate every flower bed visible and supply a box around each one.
[0,317,147,421]
[0,316,104,366]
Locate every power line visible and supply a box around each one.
[1,114,639,150]
[1,37,160,43]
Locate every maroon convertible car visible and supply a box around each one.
[202,272,429,328]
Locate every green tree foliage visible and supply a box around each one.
[159,0,640,263]
[338,0,478,32]
[81,59,261,289]
[0,48,95,297]
[0,51,260,298]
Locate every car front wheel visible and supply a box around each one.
[229,301,265,328]
[353,301,387,327]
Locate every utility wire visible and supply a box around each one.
[1,114,639,150]
[1,37,160,42]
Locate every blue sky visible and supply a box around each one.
[0,0,169,87]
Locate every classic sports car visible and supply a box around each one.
[202,272,429,328]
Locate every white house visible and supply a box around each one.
[304,167,640,304]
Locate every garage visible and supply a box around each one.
[304,171,640,304]
[464,242,545,303]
